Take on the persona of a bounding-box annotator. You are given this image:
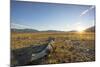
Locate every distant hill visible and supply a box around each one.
[42,30,64,32]
[11,29,63,33]
[11,26,95,33]
[68,30,77,32]
[11,29,39,33]
[85,26,95,32]
[67,26,95,33]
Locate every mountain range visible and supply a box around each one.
[84,26,95,32]
[11,26,95,33]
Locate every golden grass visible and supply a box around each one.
[11,32,95,64]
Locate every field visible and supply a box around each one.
[11,31,95,65]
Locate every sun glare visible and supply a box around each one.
[76,26,85,33]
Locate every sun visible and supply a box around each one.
[76,26,85,32]
[75,22,85,32]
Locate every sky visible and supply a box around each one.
[11,0,95,31]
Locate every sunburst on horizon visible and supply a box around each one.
[76,26,85,33]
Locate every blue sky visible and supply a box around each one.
[11,1,95,31]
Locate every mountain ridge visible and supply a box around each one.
[11,26,95,33]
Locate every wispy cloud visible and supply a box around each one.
[80,6,95,17]
[11,23,34,29]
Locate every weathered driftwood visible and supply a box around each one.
[11,37,55,66]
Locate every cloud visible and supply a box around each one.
[80,6,95,17]
[11,23,34,29]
